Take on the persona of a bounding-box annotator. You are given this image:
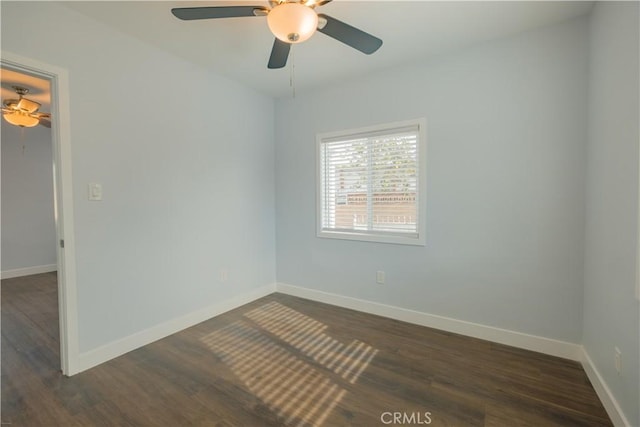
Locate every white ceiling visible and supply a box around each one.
[66,1,593,98]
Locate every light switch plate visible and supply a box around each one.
[88,183,102,201]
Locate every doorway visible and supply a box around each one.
[1,67,61,379]
[1,69,56,278]
[1,53,78,375]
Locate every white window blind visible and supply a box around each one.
[317,119,426,245]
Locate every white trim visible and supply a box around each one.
[316,118,428,247]
[73,284,276,375]
[636,132,640,301]
[581,348,630,427]
[276,282,582,361]
[1,264,58,280]
[1,52,78,376]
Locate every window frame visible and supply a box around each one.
[316,118,427,246]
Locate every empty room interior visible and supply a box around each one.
[1,1,639,426]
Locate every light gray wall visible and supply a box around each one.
[584,2,640,425]
[275,17,589,343]
[1,121,57,272]
[1,2,276,352]
[3,5,637,422]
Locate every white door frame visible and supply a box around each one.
[1,51,79,375]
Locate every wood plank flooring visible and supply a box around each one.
[2,273,612,426]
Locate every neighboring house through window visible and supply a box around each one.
[317,118,426,245]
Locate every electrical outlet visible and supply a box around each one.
[614,347,622,375]
[376,271,385,284]
[219,269,228,282]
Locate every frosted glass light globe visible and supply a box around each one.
[3,111,39,127]
[267,3,318,43]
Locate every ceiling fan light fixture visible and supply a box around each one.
[3,111,40,128]
[16,97,41,114]
[267,2,318,43]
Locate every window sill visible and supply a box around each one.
[317,229,425,246]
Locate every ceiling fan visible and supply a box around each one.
[2,86,51,128]
[171,0,383,69]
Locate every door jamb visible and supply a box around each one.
[1,51,79,375]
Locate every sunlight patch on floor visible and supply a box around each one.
[244,301,378,384]
[200,301,378,426]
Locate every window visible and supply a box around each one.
[317,119,426,245]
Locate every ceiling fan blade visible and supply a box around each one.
[171,6,268,20]
[317,14,382,55]
[268,38,291,69]
[39,117,51,128]
[304,0,332,6]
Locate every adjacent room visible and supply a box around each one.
[1,1,638,426]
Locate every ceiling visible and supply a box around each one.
[64,1,592,98]
[0,68,51,111]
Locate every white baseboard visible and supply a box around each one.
[1,264,57,280]
[581,348,631,427]
[74,283,276,375]
[70,281,628,425]
[276,282,582,361]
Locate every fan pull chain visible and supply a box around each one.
[21,127,26,155]
[290,45,296,99]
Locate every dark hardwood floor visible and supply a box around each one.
[2,273,612,426]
